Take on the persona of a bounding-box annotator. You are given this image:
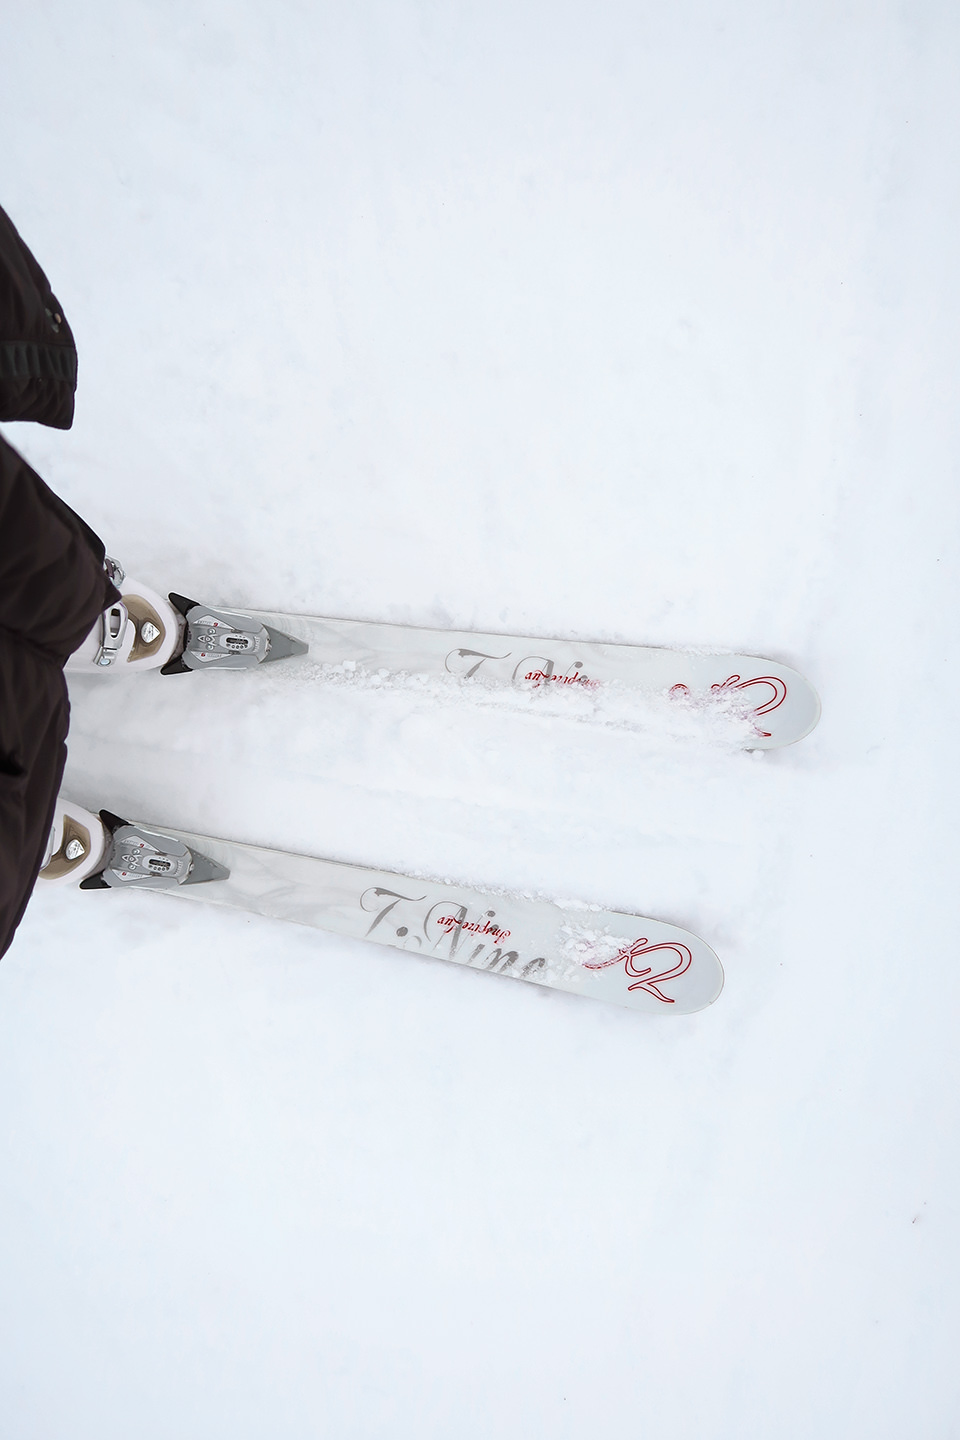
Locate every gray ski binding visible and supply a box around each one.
[79,811,230,890]
[160,594,308,675]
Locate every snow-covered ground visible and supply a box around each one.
[2,3,959,1436]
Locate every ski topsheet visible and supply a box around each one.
[247,612,820,749]
[134,827,723,1015]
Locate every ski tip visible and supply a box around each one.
[718,662,821,749]
[569,920,724,1014]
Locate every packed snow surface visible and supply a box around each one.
[2,4,959,1438]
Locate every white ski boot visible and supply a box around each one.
[65,561,184,673]
[37,798,229,889]
[65,561,308,676]
[37,799,108,886]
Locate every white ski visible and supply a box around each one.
[248,611,820,749]
[119,824,724,1015]
[70,576,820,749]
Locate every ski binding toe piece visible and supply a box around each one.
[79,812,230,890]
[161,594,308,674]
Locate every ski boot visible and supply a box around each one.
[38,799,229,889]
[65,560,308,675]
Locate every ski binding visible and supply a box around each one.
[78,811,229,890]
[160,594,309,674]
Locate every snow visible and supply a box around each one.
[2,2,959,1436]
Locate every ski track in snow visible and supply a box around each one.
[294,656,761,746]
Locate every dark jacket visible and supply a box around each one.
[0,204,78,430]
[0,206,116,958]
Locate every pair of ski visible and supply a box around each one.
[70,601,821,1016]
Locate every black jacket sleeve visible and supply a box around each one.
[0,202,78,430]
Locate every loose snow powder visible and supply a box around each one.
[286,660,758,751]
[558,922,628,971]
